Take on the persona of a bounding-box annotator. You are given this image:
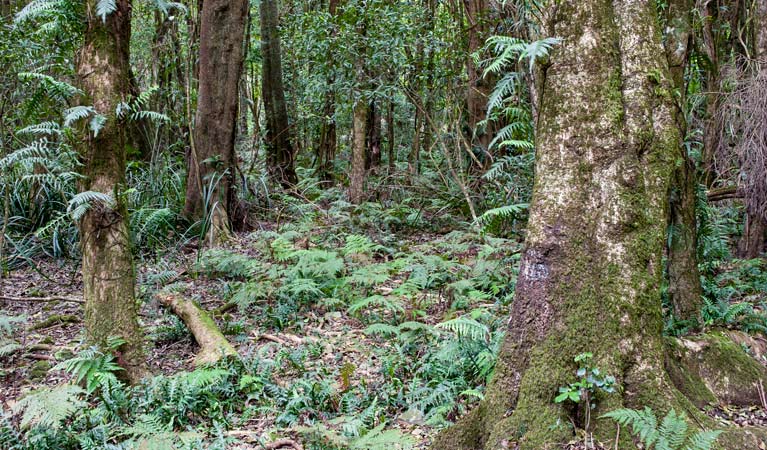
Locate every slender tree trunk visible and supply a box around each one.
[387,99,395,172]
[349,98,367,204]
[463,0,493,167]
[737,214,766,258]
[409,110,421,176]
[431,0,710,447]
[314,0,339,186]
[365,99,381,171]
[76,0,147,383]
[316,93,337,185]
[663,0,703,323]
[260,0,297,188]
[736,0,767,258]
[183,0,248,244]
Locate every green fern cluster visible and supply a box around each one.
[602,407,721,450]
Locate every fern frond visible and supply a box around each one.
[12,385,85,429]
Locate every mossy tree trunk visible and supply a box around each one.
[261,0,297,189]
[662,0,703,324]
[76,0,147,384]
[183,0,248,244]
[431,0,701,448]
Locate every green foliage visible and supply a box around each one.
[555,353,616,433]
[12,385,86,430]
[55,339,125,394]
[601,407,722,450]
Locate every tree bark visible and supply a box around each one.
[76,0,147,384]
[668,156,704,322]
[430,0,716,447]
[365,99,381,171]
[386,99,395,172]
[260,0,297,188]
[737,213,766,258]
[183,0,248,244]
[313,0,339,186]
[736,0,767,259]
[662,0,703,324]
[349,98,367,204]
[463,0,494,168]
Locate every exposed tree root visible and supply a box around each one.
[156,292,237,366]
[431,333,767,450]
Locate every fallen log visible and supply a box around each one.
[156,292,237,366]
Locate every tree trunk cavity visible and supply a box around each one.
[430,0,723,447]
[260,0,297,189]
[183,0,248,244]
[76,0,147,384]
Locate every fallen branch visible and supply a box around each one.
[256,333,289,346]
[23,353,56,361]
[156,292,237,366]
[212,301,237,316]
[0,295,83,304]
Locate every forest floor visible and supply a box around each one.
[2,207,767,449]
[0,208,519,448]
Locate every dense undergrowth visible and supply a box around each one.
[0,184,524,449]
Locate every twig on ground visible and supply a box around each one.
[0,295,83,304]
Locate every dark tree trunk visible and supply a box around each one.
[668,157,704,322]
[463,0,493,167]
[183,0,248,244]
[349,98,367,204]
[314,0,339,186]
[430,0,720,448]
[76,0,147,383]
[316,93,336,185]
[365,99,381,171]
[736,0,767,259]
[663,0,703,323]
[737,213,766,258]
[408,110,421,176]
[387,99,395,172]
[260,0,297,188]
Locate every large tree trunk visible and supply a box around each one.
[668,157,704,322]
[76,0,147,383]
[183,0,248,244]
[663,0,703,323]
[349,98,368,204]
[431,0,711,448]
[260,0,297,188]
